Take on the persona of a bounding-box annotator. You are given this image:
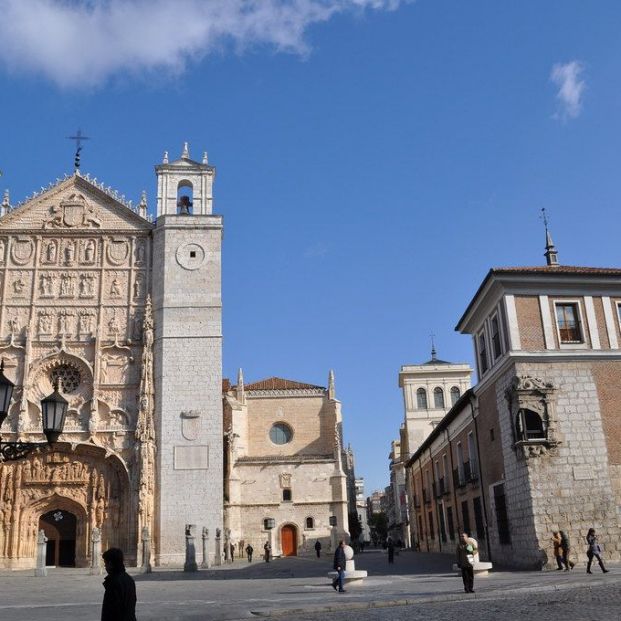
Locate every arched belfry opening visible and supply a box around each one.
[155,143,215,218]
[177,180,193,215]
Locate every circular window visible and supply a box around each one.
[269,422,293,445]
[50,364,81,393]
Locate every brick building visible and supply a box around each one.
[406,232,621,568]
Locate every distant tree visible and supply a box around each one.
[348,511,362,543]
[369,512,388,543]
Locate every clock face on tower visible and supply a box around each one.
[175,242,205,270]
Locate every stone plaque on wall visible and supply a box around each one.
[174,446,209,470]
[573,465,594,481]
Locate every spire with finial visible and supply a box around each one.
[541,208,559,266]
[138,190,148,219]
[236,368,245,404]
[1,189,10,216]
[182,142,190,159]
[328,369,336,400]
[202,151,208,164]
[162,151,169,164]
[430,333,437,362]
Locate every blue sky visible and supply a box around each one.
[1,0,620,493]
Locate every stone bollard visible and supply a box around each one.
[201,527,210,569]
[90,526,102,575]
[141,526,152,574]
[184,524,198,572]
[214,528,222,566]
[35,529,48,577]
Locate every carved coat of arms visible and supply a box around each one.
[44,194,102,229]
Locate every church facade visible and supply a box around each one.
[0,145,223,568]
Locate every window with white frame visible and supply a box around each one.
[616,301,621,328]
[490,314,502,360]
[433,387,445,409]
[477,331,489,374]
[467,432,478,479]
[555,302,583,344]
[450,386,460,406]
[416,387,428,409]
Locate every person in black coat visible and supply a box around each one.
[331,541,347,593]
[314,540,322,558]
[245,544,254,562]
[101,548,136,621]
[387,538,395,563]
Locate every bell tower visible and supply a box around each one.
[152,143,223,566]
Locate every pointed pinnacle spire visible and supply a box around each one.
[182,142,190,159]
[237,368,245,404]
[541,208,559,266]
[138,190,147,218]
[1,189,9,216]
[430,333,437,361]
[202,151,208,164]
[162,151,169,164]
[328,369,336,400]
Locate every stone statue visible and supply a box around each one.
[45,241,56,263]
[110,278,121,297]
[84,240,95,262]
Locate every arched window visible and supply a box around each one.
[305,517,314,529]
[515,409,546,441]
[177,180,194,215]
[450,386,460,406]
[416,388,428,409]
[434,387,445,409]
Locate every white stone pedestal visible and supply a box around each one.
[327,545,368,584]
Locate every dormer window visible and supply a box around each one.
[555,302,582,344]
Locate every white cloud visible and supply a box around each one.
[550,60,586,121]
[0,0,409,88]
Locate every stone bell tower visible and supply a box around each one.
[152,143,223,565]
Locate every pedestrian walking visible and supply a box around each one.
[586,528,609,574]
[246,543,254,562]
[229,542,235,563]
[551,531,564,570]
[331,540,346,593]
[314,539,322,558]
[101,547,137,621]
[387,537,395,563]
[263,541,271,562]
[559,530,574,570]
[456,532,476,593]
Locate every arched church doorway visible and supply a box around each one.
[280,524,298,557]
[40,510,77,567]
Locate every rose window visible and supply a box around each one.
[50,364,81,393]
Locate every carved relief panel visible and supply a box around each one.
[7,270,32,299]
[9,237,35,267]
[106,238,130,267]
[105,271,128,302]
[4,306,29,337]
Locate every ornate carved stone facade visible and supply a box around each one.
[0,146,222,568]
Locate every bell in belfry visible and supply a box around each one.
[177,195,192,215]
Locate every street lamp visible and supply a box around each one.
[0,361,69,462]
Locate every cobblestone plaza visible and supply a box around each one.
[0,550,618,620]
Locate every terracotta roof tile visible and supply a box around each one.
[243,377,325,391]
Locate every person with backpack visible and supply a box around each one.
[559,531,574,571]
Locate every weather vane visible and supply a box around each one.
[540,207,550,232]
[67,129,90,171]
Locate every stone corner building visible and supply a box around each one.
[405,232,621,568]
[0,145,223,568]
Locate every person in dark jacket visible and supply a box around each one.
[245,543,254,563]
[456,533,476,593]
[559,531,574,570]
[314,540,322,558]
[586,528,609,574]
[263,541,271,562]
[101,547,136,621]
[331,541,347,593]
[387,538,395,563]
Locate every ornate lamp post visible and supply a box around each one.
[0,360,69,462]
